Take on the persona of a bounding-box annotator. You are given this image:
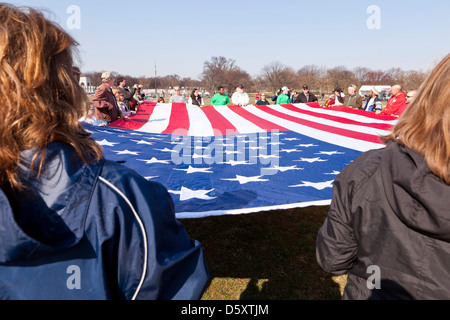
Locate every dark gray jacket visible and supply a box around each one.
[317,141,450,299]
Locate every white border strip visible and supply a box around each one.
[175,199,332,219]
[99,176,148,300]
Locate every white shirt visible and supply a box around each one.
[169,94,187,103]
[231,92,250,106]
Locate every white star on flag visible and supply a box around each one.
[174,166,213,174]
[268,165,303,172]
[222,175,269,184]
[113,150,140,155]
[325,170,341,175]
[221,160,250,166]
[137,157,171,164]
[169,187,216,201]
[280,149,301,153]
[316,151,345,155]
[97,130,115,135]
[297,144,318,148]
[145,137,163,141]
[96,139,119,147]
[154,148,178,153]
[289,180,334,190]
[131,140,154,145]
[295,157,328,163]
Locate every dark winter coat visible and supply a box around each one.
[317,141,450,299]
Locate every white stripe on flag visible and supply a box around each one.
[292,103,398,125]
[213,105,265,135]
[268,105,392,136]
[186,104,215,136]
[243,105,384,152]
[138,103,172,133]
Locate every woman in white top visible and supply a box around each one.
[188,88,205,107]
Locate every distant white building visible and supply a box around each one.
[359,85,391,97]
[79,76,96,94]
[79,76,91,87]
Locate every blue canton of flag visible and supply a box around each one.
[86,123,362,219]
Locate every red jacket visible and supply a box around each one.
[393,102,409,116]
[93,83,120,123]
[382,92,406,115]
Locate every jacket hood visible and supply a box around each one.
[0,142,102,264]
[381,142,450,242]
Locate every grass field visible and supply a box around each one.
[181,205,348,300]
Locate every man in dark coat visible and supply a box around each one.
[294,85,318,103]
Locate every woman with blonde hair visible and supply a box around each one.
[317,54,450,299]
[0,4,208,300]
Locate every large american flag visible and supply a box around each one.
[86,101,398,219]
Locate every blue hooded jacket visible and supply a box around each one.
[0,142,209,300]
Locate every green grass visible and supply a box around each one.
[180,205,347,300]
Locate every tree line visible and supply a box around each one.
[82,56,429,95]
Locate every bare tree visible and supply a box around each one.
[201,56,237,93]
[297,65,323,93]
[401,70,428,91]
[325,66,357,92]
[261,61,297,93]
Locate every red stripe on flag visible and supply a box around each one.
[282,104,394,131]
[305,102,398,121]
[201,106,239,135]
[109,101,156,131]
[255,105,384,145]
[228,105,289,132]
[162,103,190,135]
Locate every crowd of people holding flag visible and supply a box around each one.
[87,64,416,128]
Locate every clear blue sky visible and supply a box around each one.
[6,0,450,79]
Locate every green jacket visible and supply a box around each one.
[276,94,290,105]
[211,93,230,106]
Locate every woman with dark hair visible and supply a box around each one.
[188,88,204,107]
[0,3,208,300]
[332,87,344,106]
[317,54,450,299]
